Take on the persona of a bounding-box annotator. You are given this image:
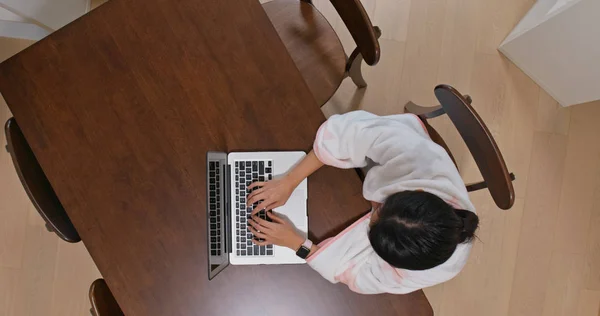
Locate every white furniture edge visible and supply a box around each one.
[0,0,92,33]
[0,2,54,33]
[0,19,50,40]
[498,0,600,107]
[0,6,25,22]
[498,47,569,107]
[502,0,580,44]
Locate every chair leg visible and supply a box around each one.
[355,168,365,183]
[404,101,446,119]
[347,48,367,88]
[466,173,515,192]
[345,26,381,89]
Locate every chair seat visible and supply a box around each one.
[89,279,124,316]
[5,118,81,243]
[421,120,459,170]
[263,0,347,106]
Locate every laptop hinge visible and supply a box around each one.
[225,163,232,254]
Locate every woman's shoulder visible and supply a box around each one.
[329,111,429,132]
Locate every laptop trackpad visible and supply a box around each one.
[275,193,307,227]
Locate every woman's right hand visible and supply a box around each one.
[247,177,297,216]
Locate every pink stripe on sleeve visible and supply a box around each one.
[405,113,429,136]
[317,238,333,247]
[306,212,372,263]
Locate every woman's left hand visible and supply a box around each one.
[248,212,304,250]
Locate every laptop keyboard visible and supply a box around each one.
[208,161,222,256]
[235,160,274,257]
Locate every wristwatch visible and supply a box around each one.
[295,239,313,259]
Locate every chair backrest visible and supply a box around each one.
[89,279,124,316]
[329,0,380,65]
[433,85,515,210]
[4,118,80,242]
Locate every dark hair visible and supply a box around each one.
[368,190,479,270]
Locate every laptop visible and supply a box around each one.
[206,151,308,280]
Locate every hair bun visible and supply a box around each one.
[454,209,479,242]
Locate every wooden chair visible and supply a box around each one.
[89,279,124,316]
[4,117,81,242]
[263,0,381,107]
[405,85,516,210]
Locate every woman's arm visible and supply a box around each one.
[284,150,324,188]
[247,150,323,214]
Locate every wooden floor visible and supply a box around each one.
[1,0,600,315]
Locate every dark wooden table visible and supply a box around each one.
[0,0,433,315]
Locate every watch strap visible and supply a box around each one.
[301,239,313,250]
[295,239,312,259]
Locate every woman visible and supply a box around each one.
[246,110,478,294]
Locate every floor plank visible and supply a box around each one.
[0,98,29,269]
[541,252,586,316]
[584,140,600,291]
[323,39,406,116]
[397,0,449,106]
[0,268,18,315]
[422,283,444,315]
[498,59,540,199]
[536,89,571,136]
[49,242,101,316]
[437,194,524,316]
[373,0,411,42]
[507,132,569,316]
[9,224,58,316]
[553,103,600,254]
[577,290,600,316]
[475,0,534,55]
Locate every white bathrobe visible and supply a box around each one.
[307,111,476,294]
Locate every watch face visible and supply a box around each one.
[296,246,310,259]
